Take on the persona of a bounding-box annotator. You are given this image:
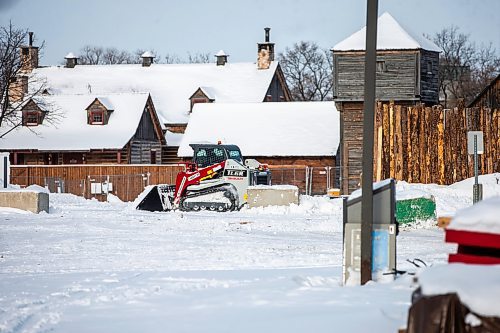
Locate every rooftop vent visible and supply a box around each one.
[64,52,78,68]
[141,51,155,67]
[215,50,229,66]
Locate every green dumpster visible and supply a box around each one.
[396,196,436,225]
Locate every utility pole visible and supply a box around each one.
[361,0,378,285]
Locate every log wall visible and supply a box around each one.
[374,103,499,185]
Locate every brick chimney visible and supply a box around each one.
[20,32,39,72]
[215,50,229,66]
[141,51,155,67]
[64,52,78,68]
[257,27,275,70]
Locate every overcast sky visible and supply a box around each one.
[1,0,499,66]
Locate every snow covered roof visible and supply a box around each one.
[178,101,340,157]
[30,62,280,124]
[64,52,77,59]
[215,50,228,57]
[333,12,442,52]
[141,51,155,58]
[0,93,151,151]
[198,86,217,100]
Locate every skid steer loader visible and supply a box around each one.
[136,143,271,212]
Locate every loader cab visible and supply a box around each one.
[190,144,244,168]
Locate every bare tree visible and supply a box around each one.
[187,52,211,64]
[79,45,104,65]
[164,53,181,64]
[278,41,333,101]
[102,47,134,64]
[433,26,500,107]
[0,22,59,138]
[78,46,139,64]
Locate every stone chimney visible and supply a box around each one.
[215,50,229,66]
[257,28,275,70]
[8,75,28,103]
[64,52,78,68]
[20,32,39,72]
[141,51,155,67]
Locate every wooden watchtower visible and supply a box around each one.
[332,12,441,194]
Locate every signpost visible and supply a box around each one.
[467,131,483,204]
[361,0,379,285]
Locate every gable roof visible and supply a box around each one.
[178,102,340,157]
[86,97,114,110]
[29,62,281,125]
[467,73,500,108]
[0,93,152,151]
[333,12,442,52]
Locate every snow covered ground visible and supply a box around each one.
[1,174,499,333]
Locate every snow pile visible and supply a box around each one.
[395,181,434,200]
[448,173,500,198]
[248,184,299,190]
[447,196,500,234]
[244,195,343,217]
[0,183,49,193]
[418,264,500,318]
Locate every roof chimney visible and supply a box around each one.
[64,52,78,68]
[257,27,275,70]
[215,50,229,66]
[141,51,155,67]
[20,32,39,72]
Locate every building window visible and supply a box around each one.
[90,111,104,125]
[150,150,157,164]
[24,112,39,126]
[376,61,387,73]
[427,62,433,74]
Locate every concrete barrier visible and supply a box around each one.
[0,191,49,213]
[247,185,299,208]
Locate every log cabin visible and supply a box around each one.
[331,12,442,193]
[1,93,166,165]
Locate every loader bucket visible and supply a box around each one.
[136,185,168,212]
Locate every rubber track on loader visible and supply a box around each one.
[180,184,237,212]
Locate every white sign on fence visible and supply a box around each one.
[467,131,484,155]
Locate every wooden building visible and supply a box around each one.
[468,74,500,109]
[332,12,441,193]
[178,102,340,195]
[14,28,291,165]
[1,93,166,165]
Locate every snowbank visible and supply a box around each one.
[447,196,500,234]
[418,264,500,318]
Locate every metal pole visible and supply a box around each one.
[474,135,478,186]
[473,135,481,204]
[361,0,378,285]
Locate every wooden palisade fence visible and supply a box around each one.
[374,102,499,185]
